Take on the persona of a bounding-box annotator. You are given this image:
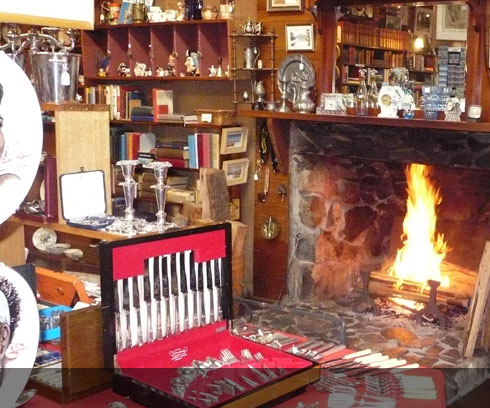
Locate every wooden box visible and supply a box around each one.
[194,109,237,126]
[100,223,319,408]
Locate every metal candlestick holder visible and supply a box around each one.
[107,160,151,236]
[144,161,176,232]
[277,80,291,113]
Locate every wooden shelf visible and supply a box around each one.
[340,42,406,53]
[409,70,436,74]
[342,63,391,69]
[110,119,232,128]
[95,19,229,29]
[238,110,490,132]
[84,76,231,82]
[231,68,278,72]
[230,33,278,38]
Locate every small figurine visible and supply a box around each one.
[134,62,146,77]
[255,22,263,34]
[156,67,165,77]
[176,2,185,21]
[117,62,131,77]
[216,56,224,77]
[162,51,178,76]
[144,66,152,77]
[184,50,201,76]
[97,68,106,78]
[208,65,217,77]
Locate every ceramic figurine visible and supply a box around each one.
[134,62,146,77]
[184,50,201,76]
[163,52,178,76]
[117,62,131,77]
[144,67,152,77]
[208,65,217,77]
[255,22,263,35]
[156,67,165,77]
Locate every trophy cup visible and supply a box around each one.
[144,161,176,232]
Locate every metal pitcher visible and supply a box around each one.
[290,81,316,113]
[244,46,260,70]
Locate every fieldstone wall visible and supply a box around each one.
[287,121,490,302]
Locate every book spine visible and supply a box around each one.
[188,134,198,169]
[152,148,189,159]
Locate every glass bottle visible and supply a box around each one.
[367,69,378,109]
[356,68,368,116]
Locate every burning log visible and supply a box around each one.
[368,262,476,307]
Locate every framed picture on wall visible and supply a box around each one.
[386,14,402,30]
[414,7,433,37]
[436,4,468,41]
[267,0,303,12]
[220,127,249,155]
[222,158,249,186]
[286,24,315,51]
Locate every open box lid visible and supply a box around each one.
[60,170,107,221]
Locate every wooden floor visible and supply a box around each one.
[449,378,490,407]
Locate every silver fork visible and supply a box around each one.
[241,349,254,361]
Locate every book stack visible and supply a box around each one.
[151,141,189,169]
[111,131,156,162]
[139,171,196,204]
[187,133,220,170]
[84,85,144,120]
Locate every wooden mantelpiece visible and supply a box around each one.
[239,110,490,173]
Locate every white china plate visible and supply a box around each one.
[32,227,57,251]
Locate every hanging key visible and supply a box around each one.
[277,184,287,203]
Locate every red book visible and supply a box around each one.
[131,132,141,160]
[202,133,211,168]
[196,133,204,169]
[155,157,189,169]
[152,89,173,122]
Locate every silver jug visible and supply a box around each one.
[244,47,260,70]
[291,81,316,113]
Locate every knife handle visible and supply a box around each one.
[187,290,194,329]
[119,310,128,350]
[160,297,168,338]
[178,293,186,333]
[212,288,219,322]
[151,299,158,341]
[130,308,138,347]
[196,291,202,327]
[169,295,176,334]
[203,289,211,324]
[140,301,148,343]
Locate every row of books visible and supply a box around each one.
[84,86,175,122]
[110,130,156,162]
[341,47,404,67]
[407,54,436,72]
[338,22,410,51]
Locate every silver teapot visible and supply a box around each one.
[241,18,255,34]
[290,81,316,113]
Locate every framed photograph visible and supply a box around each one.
[220,127,249,155]
[267,0,303,12]
[286,24,315,52]
[414,7,433,37]
[386,14,402,30]
[348,6,373,18]
[436,4,468,41]
[222,158,249,186]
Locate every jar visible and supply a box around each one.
[202,5,218,20]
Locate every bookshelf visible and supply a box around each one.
[337,21,410,92]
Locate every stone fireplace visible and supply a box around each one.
[281,121,490,400]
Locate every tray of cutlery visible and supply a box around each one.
[100,223,320,408]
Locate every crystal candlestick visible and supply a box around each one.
[144,161,176,232]
[118,160,140,222]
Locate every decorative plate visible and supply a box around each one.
[32,227,57,251]
[277,54,315,103]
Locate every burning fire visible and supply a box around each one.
[390,163,450,289]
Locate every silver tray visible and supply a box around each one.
[277,54,315,102]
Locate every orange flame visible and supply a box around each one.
[390,164,449,288]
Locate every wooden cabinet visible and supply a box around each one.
[81,20,230,80]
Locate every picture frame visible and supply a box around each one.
[436,4,468,41]
[222,158,249,186]
[286,24,315,52]
[386,14,402,30]
[267,0,303,12]
[414,7,433,37]
[220,127,249,155]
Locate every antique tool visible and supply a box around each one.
[137,273,148,343]
[184,250,194,329]
[194,261,202,327]
[210,260,219,322]
[166,255,176,334]
[158,255,168,338]
[258,168,270,203]
[203,261,212,324]
[117,279,127,350]
[277,184,287,202]
[415,279,447,330]
[176,252,186,333]
[128,277,138,347]
[148,257,158,341]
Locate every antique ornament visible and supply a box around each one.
[377,85,401,118]
[261,216,280,240]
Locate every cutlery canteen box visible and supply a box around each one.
[100,223,319,408]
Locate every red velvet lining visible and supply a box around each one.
[113,230,226,280]
[116,322,313,408]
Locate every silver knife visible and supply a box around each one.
[117,279,127,350]
[158,255,167,338]
[148,257,157,341]
[166,254,176,334]
[194,261,202,327]
[137,274,148,343]
[184,250,194,329]
[202,261,211,324]
[176,252,186,333]
[210,260,219,322]
[128,277,138,347]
